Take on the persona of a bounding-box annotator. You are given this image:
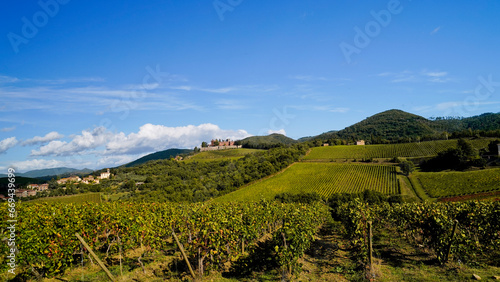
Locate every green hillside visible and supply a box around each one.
[100,145,309,202]
[343,109,435,140]
[237,133,297,149]
[216,163,398,202]
[313,110,500,143]
[123,148,192,167]
[432,112,500,132]
[316,109,435,141]
[304,138,492,160]
[415,168,500,198]
[185,148,263,162]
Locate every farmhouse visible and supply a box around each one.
[100,168,111,179]
[15,189,36,198]
[82,175,100,184]
[356,140,365,146]
[57,176,81,185]
[27,184,49,191]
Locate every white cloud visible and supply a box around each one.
[377,70,451,83]
[0,73,199,114]
[414,101,500,113]
[289,105,349,113]
[423,71,447,77]
[430,26,441,35]
[22,131,64,146]
[169,85,193,91]
[29,123,252,157]
[31,127,112,156]
[106,123,251,155]
[422,71,450,83]
[215,99,247,110]
[0,126,16,132]
[289,75,328,82]
[267,129,287,136]
[10,159,71,172]
[168,84,278,94]
[329,107,350,113]
[0,75,20,84]
[32,77,106,84]
[0,137,18,154]
[169,85,238,93]
[96,155,139,167]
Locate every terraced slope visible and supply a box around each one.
[305,139,492,160]
[216,163,398,202]
[415,168,500,198]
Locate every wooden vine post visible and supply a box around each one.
[172,231,197,280]
[367,221,373,270]
[75,233,115,282]
[444,220,459,263]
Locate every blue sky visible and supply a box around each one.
[1,0,499,172]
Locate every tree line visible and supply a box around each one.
[111,144,310,202]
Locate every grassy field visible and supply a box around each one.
[415,168,500,198]
[216,163,398,202]
[184,148,263,162]
[29,192,102,204]
[304,139,492,160]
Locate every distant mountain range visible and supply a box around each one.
[0,167,93,179]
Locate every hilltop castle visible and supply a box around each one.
[200,139,242,152]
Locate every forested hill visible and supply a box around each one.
[338,110,435,141]
[313,109,500,143]
[122,148,192,167]
[431,112,500,132]
[111,144,309,202]
[236,133,297,149]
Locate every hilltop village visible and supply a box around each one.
[0,169,112,199]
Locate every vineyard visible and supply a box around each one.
[216,163,399,202]
[1,201,326,280]
[415,168,500,198]
[304,139,492,160]
[3,200,500,281]
[185,148,263,162]
[333,200,500,266]
[28,192,102,204]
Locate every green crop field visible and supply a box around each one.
[216,163,398,202]
[415,168,500,198]
[304,139,492,160]
[29,192,102,204]
[185,148,263,162]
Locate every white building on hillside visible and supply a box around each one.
[100,168,111,179]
